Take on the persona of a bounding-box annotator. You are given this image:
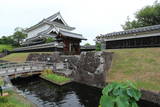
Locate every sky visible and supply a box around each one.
[0,0,155,45]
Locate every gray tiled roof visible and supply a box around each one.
[45,12,69,26]
[44,20,75,30]
[25,12,75,32]
[25,20,44,32]
[60,30,87,40]
[105,24,160,36]
[14,42,63,52]
[97,24,160,41]
[25,26,86,42]
[45,12,61,21]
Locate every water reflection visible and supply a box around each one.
[11,75,102,107]
[11,75,160,107]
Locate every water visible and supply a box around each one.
[11,75,102,107]
[11,75,160,107]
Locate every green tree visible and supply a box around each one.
[45,37,55,43]
[0,36,14,45]
[96,42,101,51]
[122,1,160,30]
[84,43,91,46]
[12,27,27,46]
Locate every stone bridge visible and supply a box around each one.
[0,61,54,78]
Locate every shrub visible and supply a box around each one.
[96,43,101,51]
[45,37,55,43]
[42,69,53,75]
[84,43,91,46]
[99,81,141,107]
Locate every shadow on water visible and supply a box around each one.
[11,75,102,107]
[11,75,160,107]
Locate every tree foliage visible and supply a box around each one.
[84,43,91,46]
[0,27,27,47]
[122,1,160,30]
[99,81,141,107]
[45,37,55,43]
[12,27,27,46]
[96,42,101,51]
[0,36,14,45]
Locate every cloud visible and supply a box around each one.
[0,0,154,44]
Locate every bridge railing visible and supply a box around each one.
[0,61,54,76]
[0,61,53,67]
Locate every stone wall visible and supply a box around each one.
[0,53,6,58]
[26,51,113,88]
[26,52,60,63]
[60,55,80,72]
[74,52,113,88]
[27,53,79,76]
[141,89,160,105]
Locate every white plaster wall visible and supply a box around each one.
[27,24,50,39]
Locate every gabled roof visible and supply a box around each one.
[25,26,57,41]
[59,30,87,40]
[26,26,86,41]
[45,12,68,26]
[25,20,45,32]
[97,24,160,41]
[37,25,59,36]
[44,20,75,30]
[25,12,75,32]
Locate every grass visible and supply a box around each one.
[42,74,71,84]
[0,44,14,52]
[0,53,30,62]
[41,69,71,84]
[0,78,34,107]
[0,78,4,86]
[0,52,53,62]
[106,48,160,92]
[0,90,35,107]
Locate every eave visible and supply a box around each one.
[97,24,160,42]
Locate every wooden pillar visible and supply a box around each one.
[63,38,70,53]
[75,40,81,55]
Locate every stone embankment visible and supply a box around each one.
[26,51,160,105]
[26,51,113,88]
[0,53,5,58]
[141,89,160,105]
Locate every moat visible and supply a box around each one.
[11,75,102,107]
[11,75,160,107]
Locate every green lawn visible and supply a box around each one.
[0,90,35,107]
[0,53,30,62]
[41,69,71,84]
[0,44,14,52]
[42,74,71,84]
[107,48,160,92]
[0,78,35,107]
[0,52,53,62]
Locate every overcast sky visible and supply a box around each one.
[0,0,155,45]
